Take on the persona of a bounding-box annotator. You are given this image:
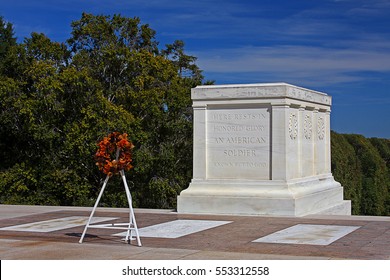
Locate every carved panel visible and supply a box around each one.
[289,113,298,140]
[317,117,325,140]
[304,114,312,140]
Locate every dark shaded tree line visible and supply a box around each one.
[0,15,388,215]
[331,131,390,215]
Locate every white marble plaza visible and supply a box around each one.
[114,219,232,238]
[0,216,117,232]
[177,83,351,216]
[252,224,360,245]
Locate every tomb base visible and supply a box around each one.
[177,174,351,217]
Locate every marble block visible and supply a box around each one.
[177,83,351,216]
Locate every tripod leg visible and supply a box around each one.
[79,175,110,243]
[121,170,142,246]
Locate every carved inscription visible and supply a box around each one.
[286,87,331,105]
[237,86,284,98]
[207,108,270,179]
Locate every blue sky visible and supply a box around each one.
[2,0,390,138]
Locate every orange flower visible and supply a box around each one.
[94,132,135,176]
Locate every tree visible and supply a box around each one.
[68,13,159,102]
[162,40,202,82]
[0,13,204,209]
[0,16,17,75]
[346,135,388,215]
[331,132,390,216]
[331,131,363,214]
[0,16,19,78]
[369,138,390,214]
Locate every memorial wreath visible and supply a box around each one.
[95,132,135,177]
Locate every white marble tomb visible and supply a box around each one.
[177,83,351,216]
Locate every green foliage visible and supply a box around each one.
[369,138,390,214]
[331,132,390,216]
[0,163,38,204]
[0,16,17,76]
[344,135,389,216]
[0,16,16,52]
[0,13,204,209]
[331,132,362,214]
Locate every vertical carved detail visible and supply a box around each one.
[317,117,325,140]
[304,114,312,140]
[289,113,298,140]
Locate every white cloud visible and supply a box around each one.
[194,43,390,86]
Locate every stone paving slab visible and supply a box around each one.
[0,216,118,232]
[114,219,233,238]
[0,205,389,260]
[252,224,361,245]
